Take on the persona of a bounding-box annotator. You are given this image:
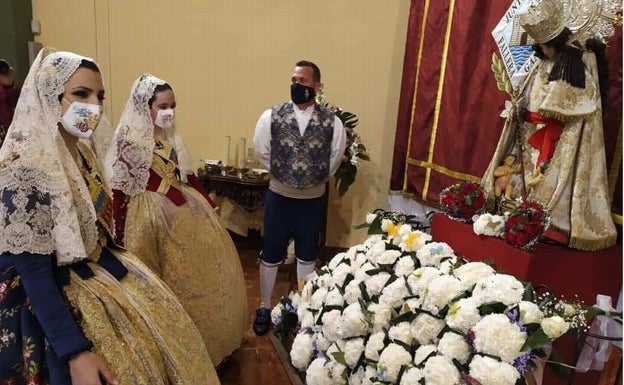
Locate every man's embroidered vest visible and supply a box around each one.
[270,102,334,189]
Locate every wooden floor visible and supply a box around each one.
[216,236,295,385]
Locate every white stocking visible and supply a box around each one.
[296,259,316,288]
[259,262,279,309]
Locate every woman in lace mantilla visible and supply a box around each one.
[106,74,248,365]
[0,48,220,385]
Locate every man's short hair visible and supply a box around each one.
[296,60,321,82]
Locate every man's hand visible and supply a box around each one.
[69,351,117,385]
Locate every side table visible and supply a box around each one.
[199,171,269,237]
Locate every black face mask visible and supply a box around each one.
[290,83,316,104]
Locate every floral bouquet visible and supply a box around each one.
[439,181,487,222]
[503,200,550,251]
[273,211,590,385]
[316,88,370,197]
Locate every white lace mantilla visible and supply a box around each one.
[0,48,107,265]
[106,73,192,196]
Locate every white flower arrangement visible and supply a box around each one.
[272,210,596,385]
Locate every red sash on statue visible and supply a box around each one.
[524,111,564,169]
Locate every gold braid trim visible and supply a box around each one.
[536,108,598,124]
[569,234,617,251]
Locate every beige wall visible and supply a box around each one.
[32,0,410,247]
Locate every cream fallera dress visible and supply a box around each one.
[122,148,249,365]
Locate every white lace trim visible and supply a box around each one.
[106,73,192,195]
[0,48,103,265]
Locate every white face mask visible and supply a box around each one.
[60,99,102,139]
[154,108,175,129]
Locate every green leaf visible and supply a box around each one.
[521,328,550,351]
[545,349,573,382]
[331,351,347,366]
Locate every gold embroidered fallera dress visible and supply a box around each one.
[120,140,248,365]
[0,141,221,384]
[482,49,617,250]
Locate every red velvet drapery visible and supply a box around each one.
[391,0,622,225]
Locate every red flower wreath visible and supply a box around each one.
[503,200,550,250]
[439,181,486,222]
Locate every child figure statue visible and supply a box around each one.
[493,154,522,199]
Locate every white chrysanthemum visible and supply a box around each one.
[416,242,455,267]
[399,230,432,252]
[469,354,521,385]
[321,309,343,342]
[326,340,346,362]
[541,315,569,339]
[362,234,384,250]
[438,257,459,275]
[366,212,378,224]
[379,277,409,308]
[473,213,505,236]
[423,355,460,385]
[343,278,364,305]
[453,262,496,291]
[351,253,368,270]
[519,300,544,324]
[368,303,392,332]
[271,302,284,325]
[381,223,411,245]
[362,365,378,385]
[325,288,344,307]
[290,332,315,370]
[413,344,437,365]
[297,307,314,330]
[394,256,416,277]
[422,275,464,315]
[365,237,387,260]
[344,245,359,260]
[290,292,302,308]
[376,249,402,265]
[557,301,578,318]
[472,313,527,363]
[344,337,365,368]
[407,266,443,297]
[377,343,413,383]
[354,261,377,282]
[388,322,413,345]
[328,252,347,271]
[328,361,348,385]
[314,332,331,352]
[472,274,525,306]
[411,313,446,345]
[306,357,332,385]
[365,272,391,297]
[332,262,354,288]
[437,332,471,364]
[341,302,369,338]
[349,366,366,385]
[400,367,424,385]
[445,297,481,333]
[403,298,423,315]
[364,331,386,360]
[314,273,333,289]
[310,287,329,310]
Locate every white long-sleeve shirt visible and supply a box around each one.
[253,102,346,199]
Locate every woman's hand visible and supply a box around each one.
[69,351,117,385]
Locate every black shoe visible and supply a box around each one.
[253,307,271,336]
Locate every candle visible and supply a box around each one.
[237,137,246,169]
[222,136,231,166]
